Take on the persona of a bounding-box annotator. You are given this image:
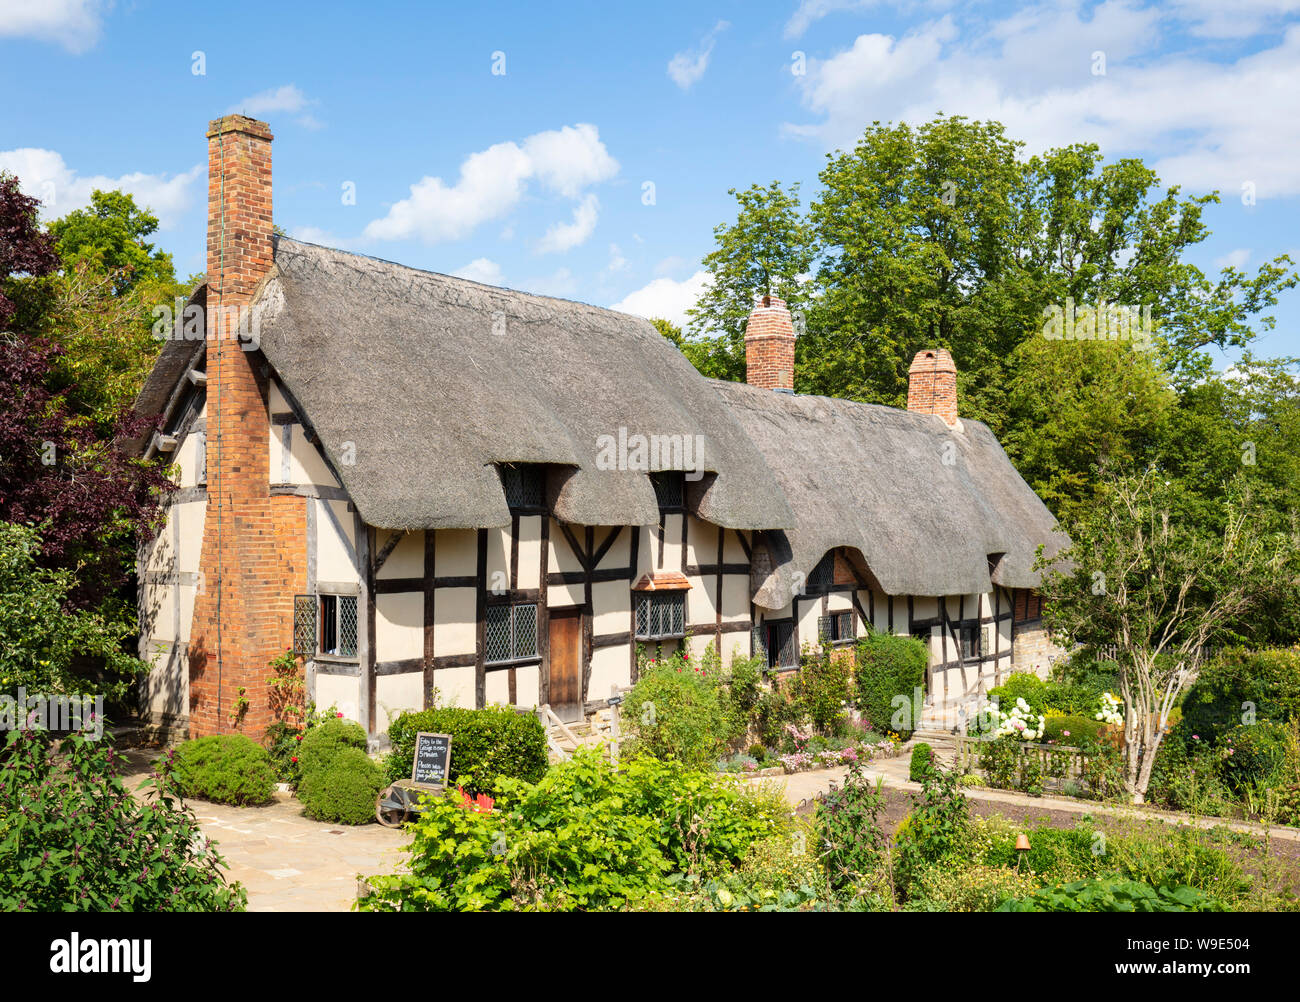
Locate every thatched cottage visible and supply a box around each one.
[132,115,1066,742]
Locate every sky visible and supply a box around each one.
[2,0,1299,366]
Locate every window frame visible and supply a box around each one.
[827,610,854,645]
[634,590,687,641]
[649,471,686,515]
[498,463,547,513]
[764,619,798,671]
[316,592,359,661]
[484,600,541,667]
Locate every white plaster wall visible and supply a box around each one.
[376,672,423,731]
[433,665,476,709]
[514,664,541,707]
[316,673,361,722]
[377,530,424,580]
[721,574,749,622]
[376,592,423,661]
[437,529,478,576]
[591,579,625,636]
[434,588,476,656]
[516,517,542,589]
[589,645,629,698]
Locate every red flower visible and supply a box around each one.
[291,756,298,763]
[336,712,344,718]
[455,786,495,814]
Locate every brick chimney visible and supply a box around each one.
[744,294,795,392]
[907,348,958,425]
[188,115,305,737]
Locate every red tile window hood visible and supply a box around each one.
[632,572,692,591]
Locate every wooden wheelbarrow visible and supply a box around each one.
[374,779,441,828]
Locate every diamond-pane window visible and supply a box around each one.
[485,602,539,664]
[650,471,684,511]
[635,592,685,639]
[317,593,358,658]
[809,551,835,589]
[767,620,796,670]
[499,464,545,510]
[293,595,316,655]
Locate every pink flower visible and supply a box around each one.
[1062,730,1071,737]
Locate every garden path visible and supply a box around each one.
[117,749,410,912]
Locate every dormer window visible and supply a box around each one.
[498,463,546,512]
[809,551,835,589]
[650,471,684,513]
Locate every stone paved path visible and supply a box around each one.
[119,750,410,912]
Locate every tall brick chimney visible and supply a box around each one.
[907,348,958,425]
[188,115,304,737]
[744,294,795,392]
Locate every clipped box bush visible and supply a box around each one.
[854,630,928,738]
[298,748,384,825]
[909,743,934,782]
[1042,713,1104,745]
[168,734,277,806]
[298,716,368,779]
[386,705,548,795]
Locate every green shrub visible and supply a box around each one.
[385,705,547,795]
[298,747,384,825]
[755,680,800,749]
[997,876,1225,912]
[298,716,368,779]
[622,654,730,770]
[1043,714,1104,745]
[910,863,1038,912]
[854,630,928,738]
[981,823,1103,882]
[1146,727,1233,815]
[1220,721,1290,793]
[724,651,764,741]
[987,673,1049,715]
[790,645,852,736]
[168,734,277,806]
[1,728,246,911]
[1181,648,1300,743]
[894,765,970,898]
[909,743,933,782]
[357,749,786,911]
[816,766,891,895]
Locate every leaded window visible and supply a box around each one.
[485,602,539,664]
[635,591,685,639]
[649,471,685,512]
[819,610,854,645]
[498,464,546,511]
[318,594,358,658]
[766,620,797,670]
[808,551,835,589]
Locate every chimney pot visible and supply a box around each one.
[907,348,958,425]
[744,293,796,392]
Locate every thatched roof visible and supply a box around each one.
[246,238,794,531]
[711,380,1068,609]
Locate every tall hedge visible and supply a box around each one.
[854,631,929,738]
[385,706,548,796]
[1181,648,1300,744]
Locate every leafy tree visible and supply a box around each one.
[1039,470,1300,803]
[684,182,815,382]
[0,334,170,608]
[0,172,59,324]
[0,522,147,700]
[999,338,1175,522]
[47,190,176,296]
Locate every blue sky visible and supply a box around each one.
[2,0,1299,366]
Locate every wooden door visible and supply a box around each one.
[548,606,583,722]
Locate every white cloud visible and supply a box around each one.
[610,270,712,329]
[0,148,201,229]
[519,267,578,298]
[606,243,628,274]
[1171,0,1300,38]
[1214,248,1253,270]
[784,1,875,40]
[788,6,1300,197]
[227,85,322,129]
[0,0,103,53]
[668,20,729,91]
[452,257,505,285]
[364,124,618,244]
[537,194,600,254]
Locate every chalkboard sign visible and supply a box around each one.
[411,732,452,788]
